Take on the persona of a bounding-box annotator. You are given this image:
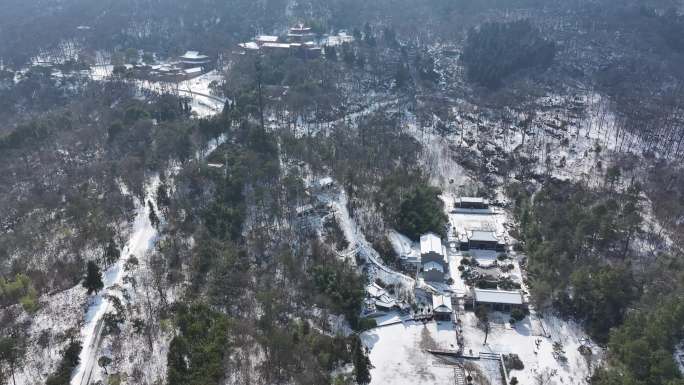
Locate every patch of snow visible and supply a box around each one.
[675,341,684,376]
[387,230,420,262]
[12,287,87,385]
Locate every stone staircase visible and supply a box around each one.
[454,366,467,385]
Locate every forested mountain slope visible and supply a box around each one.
[1,1,684,385]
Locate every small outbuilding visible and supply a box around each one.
[179,51,211,69]
[288,24,315,42]
[365,282,398,313]
[432,295,453,321]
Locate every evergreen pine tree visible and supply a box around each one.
[104,238,120,266]
[83,261,104,295]
[156,183,171,209]
[148,200,160,228]
[325,45,338,61]
[352,336,371,385]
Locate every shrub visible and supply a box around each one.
[45,340,82,385]
[503,354,525,371]
[476,279,498,289]
[357,317,378,332]
[19,289,40,313]
[510,308,526,322]
[1,274,39,311]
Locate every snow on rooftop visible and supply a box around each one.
[388,230,420,262]
[262,42,292,49]
[289,24,313,33]
[469,230,499,243]
[432,295,452,312]
[473,289,523,305]
[184,67,203,75]
[367,283,387,298]
[375,299,397,309]
[423,261,444,273]
[239,42,260,50]
[458,197,485,203]
[256,35,279,42]
[420,233,443,255]
[326,33,354,46]
[180,51,208,60]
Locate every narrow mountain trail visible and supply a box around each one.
[71,177,160,385]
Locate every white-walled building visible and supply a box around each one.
[420,233,448,282]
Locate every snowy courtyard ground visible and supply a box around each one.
[361,320,460,385]
[458,310,601,385]
[362,310,600,385]
[441,193,508,239]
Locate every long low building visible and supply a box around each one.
[454,197,489,210]
[472,288,525,312]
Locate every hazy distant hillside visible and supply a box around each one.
[2,0,679,66]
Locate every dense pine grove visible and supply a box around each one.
[509,178,684,385]
[461,20,556,88]
[396,186,448,240]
